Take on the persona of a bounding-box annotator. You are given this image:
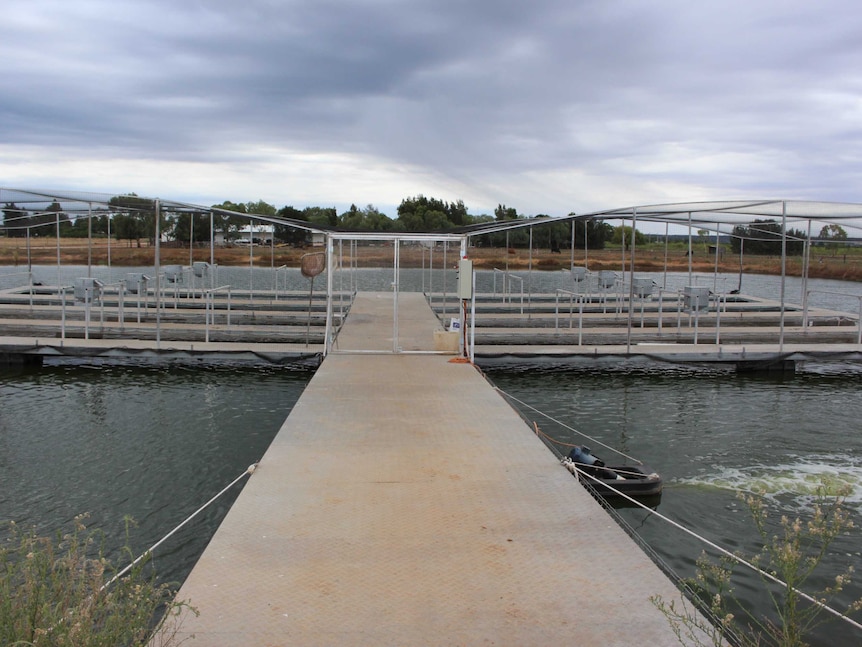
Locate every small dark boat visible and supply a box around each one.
[563,446,663,498]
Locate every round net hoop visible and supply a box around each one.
[300,252,326,278]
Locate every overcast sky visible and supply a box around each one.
[2,0,862,219]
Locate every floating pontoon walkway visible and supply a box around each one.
[172,292,697,645]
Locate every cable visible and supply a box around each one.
[496,385,643,464]
[562,458,862,633]
[500,383,862,633]
[102,463,258,591]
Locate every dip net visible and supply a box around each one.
[300,252,326,346]
[300,252,326,279]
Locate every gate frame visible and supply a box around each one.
[324,231,468,356]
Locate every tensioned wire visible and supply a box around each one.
[106,388,862,635]
[103,463,258,591]
[493,386,644,464]
[496,384,862,635]
[569,459,862,633]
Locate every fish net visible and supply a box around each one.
[300,252,326,278]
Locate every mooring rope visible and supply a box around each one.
[495,386,643,465]
[495,383,862,632]
[103,463,258,591]
[562,458,862,633]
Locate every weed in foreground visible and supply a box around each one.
[652,486,862,647]
[0,514,196,646]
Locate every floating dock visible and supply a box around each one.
[1,279,861,370]
[170,292,698,645]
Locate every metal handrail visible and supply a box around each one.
[274,264,289,301]
[0,270,35,308]
[596,270,619,315]
[492,268,524,314]
[803,289,862,344]
[0,270,32,285]
[554,289,584,345]
[204,285,232,343]
[59,285,71,339]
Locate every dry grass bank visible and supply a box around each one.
[2,237,861,281]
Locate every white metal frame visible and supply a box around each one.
[324,232,468,355]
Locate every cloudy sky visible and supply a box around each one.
[2,0,862,219]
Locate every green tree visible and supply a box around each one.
[338,204,363,229]
[211,200,248,242]
[170,211,212,246]
[730,220,805,255]
[112,213,148,247]
[448,200,468,227]
[528,214,572,252]
[396,196,471,231]
[109,194,158,247]
[275,205,309,246]
[339,204,393,231]
[62,212,116,238]
[363,206,394,231]
[242,200,278,243]
[303,206,338,228]
[1,203,30,237]
[612,225,647,249]
[819,224,848,241]
[577,219,611,250]
[245,200,277,217]
[41,200,72,236]
[63,217,90,238]
[494,204,519,221]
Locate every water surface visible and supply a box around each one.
[483,361,862,645]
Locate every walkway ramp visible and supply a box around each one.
[172,291,696,645]
[334,290,443,352]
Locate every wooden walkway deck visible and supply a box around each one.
[171,292,698,645]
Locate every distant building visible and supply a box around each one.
[218,224,274,246]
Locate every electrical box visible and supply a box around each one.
[164,265,183,283]
[571,266,587,283]
[683,286,710,312]
[74,278,104,303]
[125,273,151,295]
[457,258,473,299]
[597,270,616,289]
[192,261,209,278]
[632,277,655,298]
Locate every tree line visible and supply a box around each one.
[3,197,843,255]
[730,219,808,255]
[0,194,614,250]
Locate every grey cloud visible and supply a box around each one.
[3,0,862,210]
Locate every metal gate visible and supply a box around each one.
[324,233,466,355]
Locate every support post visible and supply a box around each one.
[155,199,161,347]
[779,202,787,350]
